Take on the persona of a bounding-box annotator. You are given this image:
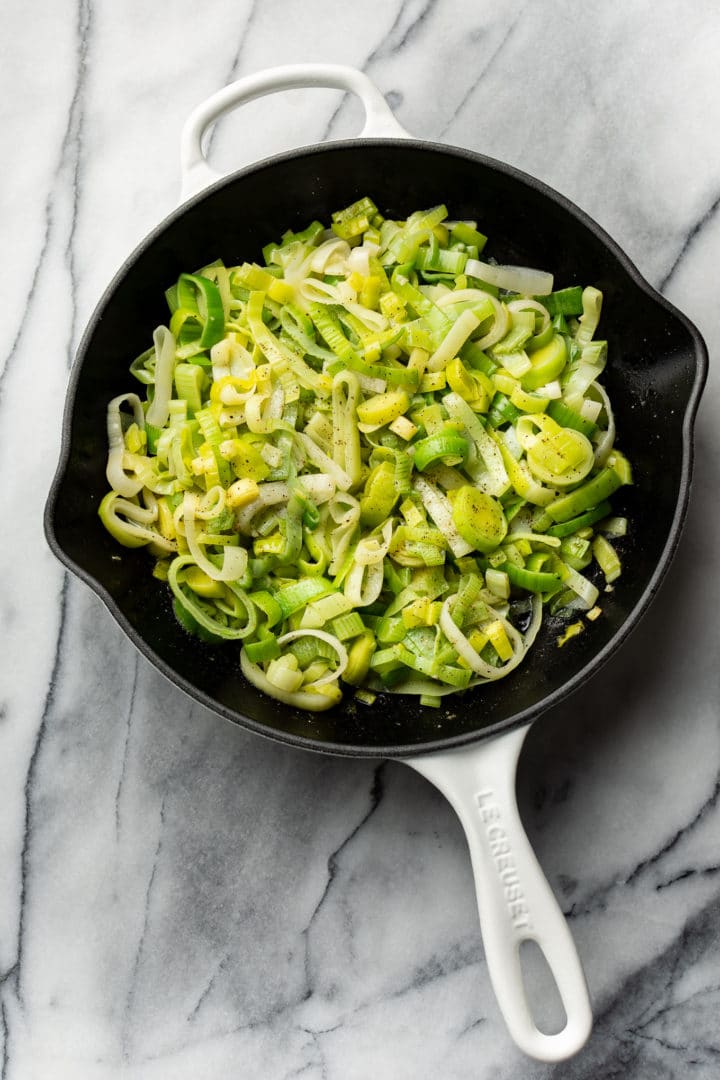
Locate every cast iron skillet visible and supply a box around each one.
[44,66,707,1061]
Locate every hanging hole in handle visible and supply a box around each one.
[206,87,366,176]
[518,938,568,1036]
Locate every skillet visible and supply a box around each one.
[43,65,708,1061]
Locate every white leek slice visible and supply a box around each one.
[193,485,225,520]
[465,258,553,296]
[145,326,176,429]
[347,245,371,276]
[590,381,616,466]
[426,309,480,372]
[356,373,387,395]
[261,443,283,468]
[327,493,361,574]
[183,492,248,582]
[296,432,352,491]
[310,238,351,275]
[443,392,510,497]
[299,278,338,305]
[106,393,147,497]
[344,520,393,606]
[276,244,316,286]
[563,344,607,410]
[502,424,524,460]
[413,476,472,558]
[298,475,337,503]
[344,562,384,607]
[523,594,543,650]
[560,564,599,610]
[245,384,284,434]
[535,380,562,399]
[345,300,387,332]
[211,333,255,387]
[575,287,603,347]
[580,398,602,423]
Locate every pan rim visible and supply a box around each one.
[44,137,709,758]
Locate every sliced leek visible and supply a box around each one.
[100,197,632,712]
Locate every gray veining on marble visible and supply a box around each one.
[2,0,720,1076]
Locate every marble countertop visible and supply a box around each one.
[3,1,720,1076]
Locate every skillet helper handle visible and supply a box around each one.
[402,724,592,1063]
[180,63,412,201]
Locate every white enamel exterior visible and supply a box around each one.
[403,726,592,1061]
[180,63,412,200]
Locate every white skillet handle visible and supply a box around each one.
[401,725,592,1062]
[180,63,412,201]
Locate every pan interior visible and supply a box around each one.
[46,142,704,755]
